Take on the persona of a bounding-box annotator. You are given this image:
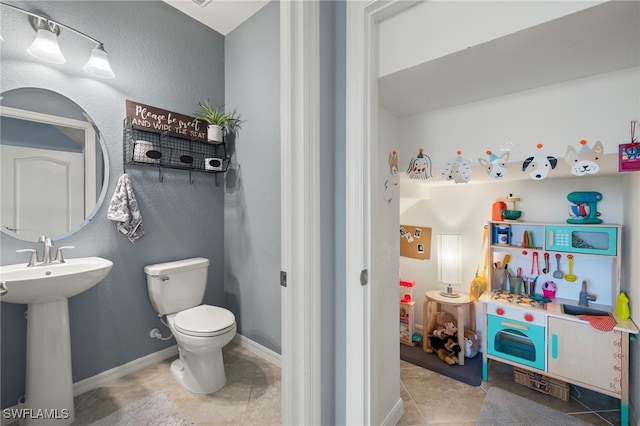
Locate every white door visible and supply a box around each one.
[1,146,84,241]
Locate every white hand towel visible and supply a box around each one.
[107,173,144,243]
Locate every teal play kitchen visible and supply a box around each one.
[484,215,637,426]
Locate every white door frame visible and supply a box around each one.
[280,1,321,425]
[345,1,421,424]
[281,1,418,423]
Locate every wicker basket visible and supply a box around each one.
[513,367,570,401]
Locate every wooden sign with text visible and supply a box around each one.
[126,100,207,142]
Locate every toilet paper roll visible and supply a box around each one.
[133,140,156,163]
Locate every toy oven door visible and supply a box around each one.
[487,314,546,371]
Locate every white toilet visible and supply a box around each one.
[144,257,236,394]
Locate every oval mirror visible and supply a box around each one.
[0,88,109,242]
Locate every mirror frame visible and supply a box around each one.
[0,88,110,242]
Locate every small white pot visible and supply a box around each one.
[207,124,224,143]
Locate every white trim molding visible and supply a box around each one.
[280,1,322,425]
[345,1,419,424]
[232,334,281,368]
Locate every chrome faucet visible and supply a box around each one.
[16,236,74,267]
[38,235,54,264]
[579,280,597,307]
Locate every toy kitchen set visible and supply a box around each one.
[480,192,638,425]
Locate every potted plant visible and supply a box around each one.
[194,100,243,143]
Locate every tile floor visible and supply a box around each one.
[399,358,621,426]
[41,344,619,425]
[70,341,281,425]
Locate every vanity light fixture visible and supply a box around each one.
[26,17,66,64]
[82,44,115,79]
[0,2,115,79]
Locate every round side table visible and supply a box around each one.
[422,290,475,365]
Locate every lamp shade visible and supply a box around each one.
[27,28,66,64]
[437,234,461,285]
[83,45,115,79]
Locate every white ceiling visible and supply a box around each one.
[379,1,640,118]
[162,0,270,35]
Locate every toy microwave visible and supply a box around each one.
[545,225,618,256]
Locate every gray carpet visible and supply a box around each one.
[89,392,194,426]
[477,387,590,426]
[400,343,482,386]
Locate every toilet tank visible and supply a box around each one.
[144,257,209,315]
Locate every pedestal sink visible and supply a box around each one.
[0,257,113,425]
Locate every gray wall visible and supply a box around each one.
[0,1,227,409]
[320,1,347,424]
[224,2,281,352]
[1,1,351,422]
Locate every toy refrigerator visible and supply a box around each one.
[400,280,416,346]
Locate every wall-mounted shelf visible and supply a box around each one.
[123,118,230,184]
[488,220,621,306]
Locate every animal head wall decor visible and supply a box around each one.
[389,151,399,176]
[406,148,433,180]
[522,143,557,180]
[565,139,604,176]
[478,150,510,179]
[441,150,472,184]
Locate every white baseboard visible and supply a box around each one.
[233,334,282,367]
[71,333,281,396]
[73,345,179,396]
[381,397,404,426]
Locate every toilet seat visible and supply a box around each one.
[174,305,235,337]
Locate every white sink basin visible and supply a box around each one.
[0,257,112,304]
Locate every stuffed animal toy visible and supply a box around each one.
[425,311,458,338]
[433,322,457,339]
[463,330,480,358]
[425,334,461,365]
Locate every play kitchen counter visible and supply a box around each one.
[483,220,638,425]
[481,293,638,425]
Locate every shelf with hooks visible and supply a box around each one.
[123,117,230,185]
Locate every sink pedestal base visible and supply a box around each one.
[24,299,75,425]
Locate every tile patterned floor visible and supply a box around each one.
[27,344,618,425]
[71,341,281,425]
[399,358,621,426]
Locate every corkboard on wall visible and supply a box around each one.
[400,225,432,260]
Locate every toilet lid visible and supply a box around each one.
[174,305,235,337]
